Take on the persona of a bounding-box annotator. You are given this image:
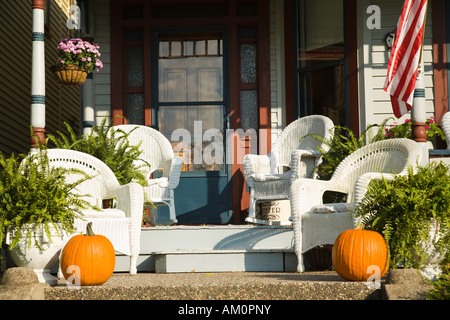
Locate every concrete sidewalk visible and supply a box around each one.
[0,267,434,300]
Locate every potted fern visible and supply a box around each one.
[0,149,92,285]
[354,162,450,280]
[46,116,148,188]
[45,116,152,215]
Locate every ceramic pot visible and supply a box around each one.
[412,219,448,281]
[6,224,67,285]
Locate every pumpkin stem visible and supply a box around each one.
[357,224,365,230]
[85,222,95,236]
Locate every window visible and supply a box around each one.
[297,0,346,126]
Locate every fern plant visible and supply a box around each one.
[427,265,450,300]
[0,149,92,253]
[46,116,149,187]
[354,162,450,269]
[310,119,389,181]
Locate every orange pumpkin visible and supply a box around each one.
[332,226,389,281]
[60,222,115,286]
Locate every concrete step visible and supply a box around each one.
[44,271,384,300]
[152,249,296,273]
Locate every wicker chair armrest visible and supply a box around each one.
[290,149,323,181]
[115,182,144,221]
[243,154,271,186]
[168,156,183,189]
[289,178,349,216]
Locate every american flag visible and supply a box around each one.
[383,0,428,118]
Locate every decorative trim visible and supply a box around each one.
[31,95,45,104]
[414,88,426,98]
[31,127,46,149]
[32,32,45,42]
[32,0,45,10]
[83,121,95,128]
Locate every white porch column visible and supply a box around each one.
[30,0,46,148]
[82,0,95,135]
[82,73,95,135]
[411,63,429,165]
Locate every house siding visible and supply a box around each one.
[92,0,111,125]
[0,0,80,156]
[358,0,434,132]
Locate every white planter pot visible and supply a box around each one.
[6,224,67,285]
[412,219,448,281]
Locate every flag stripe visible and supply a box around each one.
[383,0,428,118]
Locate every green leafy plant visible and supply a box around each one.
[0,149,92,253]
[354,162,450,269]
[310,119,388,181]
[385,117,445,141]
[426,265,450,300]
[46,116,149,187]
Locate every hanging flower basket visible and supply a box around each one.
[51,38,103,86]
[51,64,88,86]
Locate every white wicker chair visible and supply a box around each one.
[289,138,423,272]
[42,149,144,275]
[441,112,450,149]
[243,115,334,225]
[113,125,183,224]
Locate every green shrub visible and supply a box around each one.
[355,163,450,269]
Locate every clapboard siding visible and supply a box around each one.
[0,0,80,156]
[92,0,111,125]
[359,0,435,131]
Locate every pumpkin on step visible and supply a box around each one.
[60,222,115,286]
[332,225,389,281]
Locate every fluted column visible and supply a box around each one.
[30,0,46,148]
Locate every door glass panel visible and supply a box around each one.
[158,34,224,172]
[126,94,145,125]
[240,44,256,83]
[240,90,258,131]
[126,47,144,87]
